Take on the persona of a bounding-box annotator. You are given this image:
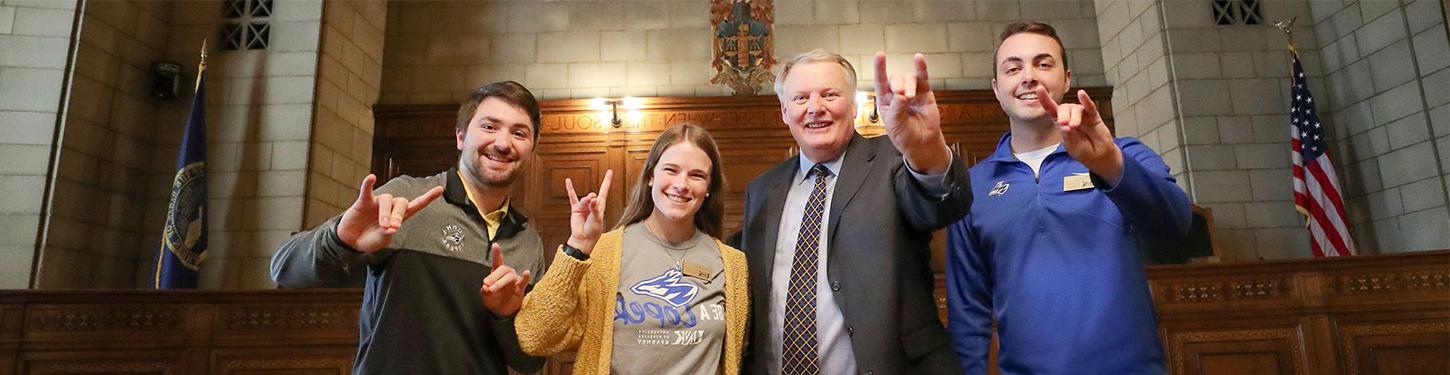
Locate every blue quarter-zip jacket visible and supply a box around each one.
[946,133,1191,375]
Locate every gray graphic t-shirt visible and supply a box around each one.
[610,222,727,375]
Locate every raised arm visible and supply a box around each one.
[513,171,612,355]
[270,175,442,287]
[874,51,953,174]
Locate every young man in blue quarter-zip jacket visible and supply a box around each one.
[945,21,1192,375]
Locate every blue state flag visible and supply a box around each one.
[154,72,208,289]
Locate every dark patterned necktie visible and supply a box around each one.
[782,164,831,375]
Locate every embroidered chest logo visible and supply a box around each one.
[441,224,465,253]
[988,180,1010,197]
[630,269,699,307]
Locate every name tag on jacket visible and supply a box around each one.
[1063,173,1094,192]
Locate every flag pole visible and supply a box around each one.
[1273,17,1297,63]
[1274,18,1312,221]
[155,39,211,289]
[195,39,208,92]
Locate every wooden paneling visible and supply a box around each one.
[1,252,1445,374]
[1172,327,1304,375]
[1149,250,1450,375]
[1339,321,1450,375]
[211,348,354,375]
[0,291,360,374]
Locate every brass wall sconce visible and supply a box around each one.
[603,98,623,127]
[591,97,644,129]
[854,92,885,137]
[858,91,879,124]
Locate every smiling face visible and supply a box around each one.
[647,141,713,226]
[455,97,536,189]
[992,32,1072,126]
[779,61,857,163]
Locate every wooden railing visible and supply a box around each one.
[0,290,361,374]
[1146,250,1449,375]
[2,250,1445,374]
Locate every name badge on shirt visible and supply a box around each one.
[682,260,717,282]
[1063,173,1095,192]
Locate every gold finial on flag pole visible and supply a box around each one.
[195,39,208,92]
[1273,17,1297,52]
[1273,17,1299,76]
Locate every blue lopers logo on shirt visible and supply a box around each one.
[988,180,1010,197]
[617,269,704,328]
[630,269,699,307]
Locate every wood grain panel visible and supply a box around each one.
[19,352,184,375]
[1,291,359,375]
[1197,351,1288,375]
[1338,321,1450,375]
[2,252,1447,374]
[1150,251,1450,374]
[1170,327,1305,375]
[212,348,354,375]
[523,146,613,255]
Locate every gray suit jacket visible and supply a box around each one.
[739,134,971,374]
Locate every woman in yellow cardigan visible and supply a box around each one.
[515,124,748,374]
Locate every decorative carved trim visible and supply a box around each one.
[1170,283,1221,302]
[24,360,176,372]
[218,356,351,371]
[223,307,358,330]
[1229,278,1287,299]
[1406,271,1450,290]
[1331,270,1450,295]
[1162,278,1291,304]
[1169,328,1305,375]
[1335,272,1400,294]
[27,307,183,332]
[1339,321,1450,375]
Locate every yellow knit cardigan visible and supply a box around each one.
[514,228,750,374]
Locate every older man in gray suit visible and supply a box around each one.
[738,49,971,374]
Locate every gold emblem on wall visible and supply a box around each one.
[710,0,775,96]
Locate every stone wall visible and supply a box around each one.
[1095,0,1450,260]
[0,0,76,288]
[378,0,1106,103]
[1310,0,1449,253]
[304,0,387,233]
[38,0,173,288]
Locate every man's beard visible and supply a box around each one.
[460,151,522,189]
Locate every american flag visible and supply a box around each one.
[1290,51,1356,257]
